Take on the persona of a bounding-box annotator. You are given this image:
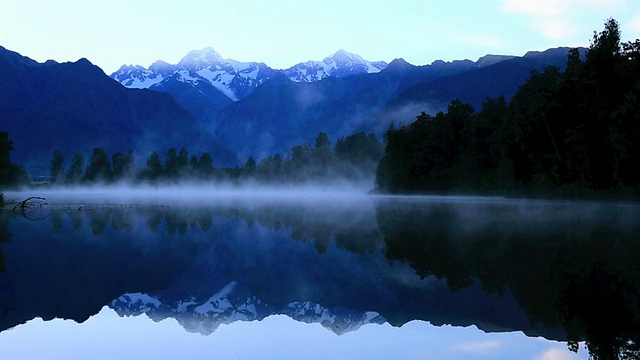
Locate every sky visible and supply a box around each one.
[2,0,640,74]
[0,308,587,360]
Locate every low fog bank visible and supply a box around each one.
[8,178,640,208]
[4,179,376,206]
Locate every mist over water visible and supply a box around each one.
[4,181,375,206]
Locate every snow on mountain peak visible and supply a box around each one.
[111,64,165,89]
[110,47,388,99]
[178,47,225,69]
[325,49,365,66]
[283,49,388,83]
[149,60,175,75]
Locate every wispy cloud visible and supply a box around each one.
[498,0,638,42]
[454,340,503,354]
[628,13,640,37]
[535,20,577,40]
[500,0,566,16]
[500,0,629,16]
[532,347,584,360]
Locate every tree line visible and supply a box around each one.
[45,131,383,184]
[0,131,29,206]
[376,19,640,198]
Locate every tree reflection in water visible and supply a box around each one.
[376,197,640,359]
[0,210,10,274]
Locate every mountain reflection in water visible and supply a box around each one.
[0,190,638,359]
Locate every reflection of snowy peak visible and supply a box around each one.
[283,49,388,83]
[111,282,266,335]
[110,48,387,101]
[110,281,385,336]
[285,301,385,335]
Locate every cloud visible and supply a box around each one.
[499,0,637,41]
[454,340,503,354]
[535,20,577,40]
[500,0,629,16]
[532,347,584,360]
[628,13,640,37]
[500,0,566,15]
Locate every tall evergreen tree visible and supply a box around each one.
[164,148,179,177]
[49,149,65,183]
[197,152,214,176]
[177,148,189,174]
[84,148,112,182]
[243,156,256,177]
[112,150,135,180]
[0,131,14,185]
[142,151,163,180]
[67,152,85,183]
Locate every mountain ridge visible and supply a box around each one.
[211,47,582,160]
[111,48,389,102]
[0,46,238,175]
[111,284,386,336]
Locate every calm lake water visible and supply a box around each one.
[1,187,639,359]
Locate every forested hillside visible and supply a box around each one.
[376,19,640,198]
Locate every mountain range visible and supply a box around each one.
[111,48,388,101]
[111,284,386,336]
[110,46,582,161]
[0,44,584,175]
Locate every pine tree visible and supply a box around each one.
[49,149,65,182]
[84,148,112,182]
[68,153,85,183]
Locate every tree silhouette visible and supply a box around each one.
[84,148,112,181]
[197,152,214,176]
[112,150,135,180]
[141,151,163,180]
[0,131,27,186]
[49,149,65,182]
[242,156,257,177]
[164,148,179,178]
[0,131,13,183]
[67,152,85,183]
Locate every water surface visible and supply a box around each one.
[1,188,638,359]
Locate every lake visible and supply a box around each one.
[0,187,638,359]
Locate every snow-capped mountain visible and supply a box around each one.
[111,64,161,89]
[282,49,388,83]
[111,60,178,89]
[110,281,385,336]
[110,48,387,101]
[111,47,276,101]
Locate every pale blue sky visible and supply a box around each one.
[0,308,587,360]
[2,0,640,74]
